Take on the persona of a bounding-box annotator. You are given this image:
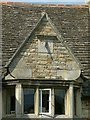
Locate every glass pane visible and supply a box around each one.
[24,88,34,114]
[42,90,49,112]
[10,96,15,113]
[55,89,65,115]
[6,88,15,114]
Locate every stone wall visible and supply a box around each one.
[82,99,90,119]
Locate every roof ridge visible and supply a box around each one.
[0,2,89,8]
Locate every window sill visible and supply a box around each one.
[3,114,16,118]
[23,114,37,118]
[55,115,69,118]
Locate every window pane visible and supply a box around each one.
[42,90,49,112]
[10,96,15,113]
[39,89,51,113]
[6,88,15,114]
[24,88,34,114]
[55,89,65,115]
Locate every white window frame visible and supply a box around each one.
[39,89,51,115]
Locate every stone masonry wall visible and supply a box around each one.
[82,99,90,119]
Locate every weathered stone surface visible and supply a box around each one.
[82,99,90,118]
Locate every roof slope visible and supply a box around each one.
[1,3,90,78]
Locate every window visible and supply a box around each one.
[10,96,15,114]
[6,86,78,118]
[23,87,67,116]
[6,88,15,114]
[39,89,51,114]
[54,89,65,115]
[24,88,35,114]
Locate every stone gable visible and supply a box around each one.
[5,14,80,80]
